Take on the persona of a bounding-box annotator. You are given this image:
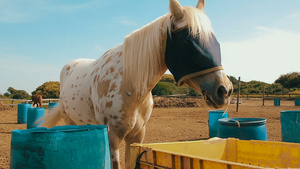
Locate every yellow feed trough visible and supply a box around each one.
[130,138,300,169]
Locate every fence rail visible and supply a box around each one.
[231,94,300,100]
[1,94,299,107]
[0,98,59,107]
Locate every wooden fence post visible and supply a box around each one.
[10,100,14,108]
[236,77,241,112]
[262,85,265,106]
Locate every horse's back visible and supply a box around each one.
[60,58,96,85]
[59,58,96,103]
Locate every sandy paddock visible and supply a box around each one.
[0,99,299,168]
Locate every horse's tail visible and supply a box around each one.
[36,103,63,128]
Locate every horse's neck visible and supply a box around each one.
[130,48,168,100]
[120,45,167,101]
[99,20,169,100]
[120,15,171,99]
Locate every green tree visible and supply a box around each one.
[160,74,176,84]
[265,83,288,94]
[237,81,269,94]
[152,82,176,96]
[4,87,30,99]
[275,72,300,89]
[187,88,199,96]
[32,81,60,98]
[228,76,239,85]
[0,93,5,98]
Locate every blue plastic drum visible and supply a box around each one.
[48,102,59,110]
[208,110,228,137]
[10,125,111,169]
[218,118,268,141]
[295,99,300,106]
[281,110,300,143]
[274,99,280,106]
[17,103,32,124]
[27,108,45,129]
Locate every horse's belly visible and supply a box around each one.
[61,81,98,124]
[61,93,97,124]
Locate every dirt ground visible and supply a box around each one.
[0,98,299,168]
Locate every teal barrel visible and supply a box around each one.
[274,99,280,106]
[10,125,111,169]
[17,103,32,124]
[27,108,45,129]
[218,118,268,141]
[208,110,228,137]
[48,102,59,110]
[281,110,300,143]
[295,99,300,106]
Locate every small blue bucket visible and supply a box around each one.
[17,103,32,124]
[281,110,300,143]
[48,102,59,110]
[295,99,300,106]
[218,118,268,141]
[27,108,45,129]
[274,99,280,106]
[208,110,228,137]
[10,125,111,169]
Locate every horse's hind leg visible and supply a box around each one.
[61,112,77,125]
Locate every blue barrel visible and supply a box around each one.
[17,103,32,124]
[281,110,300,143]
[218,118,268,141]
[48,102,59,109]
[10,125,111,169]
[274,99,280,106]
[295,99,300,106]
[27,108,45,129]
[208,110,228,137]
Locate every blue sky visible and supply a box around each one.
[0,0,300,94]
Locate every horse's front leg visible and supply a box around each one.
[108,130,123,169]
[124,126,146,169]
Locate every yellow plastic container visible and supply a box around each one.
[130,138,300,169]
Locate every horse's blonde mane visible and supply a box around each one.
[123,6,214,96]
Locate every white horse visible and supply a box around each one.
[40,0,233,168]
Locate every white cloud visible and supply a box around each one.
[115,16,137,26]
[0,0,106,23]
[221,27,300,83]
[0,0,37,23]
[119,20,137,26]
[0,53,60,94]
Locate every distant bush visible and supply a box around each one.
[152,75,200,96]
[152,82,177,96]
[3,87,31,99]
[275,72,300,89]
[160,74,176,84]
[157,73,299,96]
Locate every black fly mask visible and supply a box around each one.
[165,28,223,86]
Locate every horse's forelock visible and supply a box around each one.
[172,6,214,45]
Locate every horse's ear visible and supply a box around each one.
[169,0,184,21]
[196,0,205,11]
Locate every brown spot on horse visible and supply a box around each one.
[106,101,113,108]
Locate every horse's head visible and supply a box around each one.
[166,0,233,108]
